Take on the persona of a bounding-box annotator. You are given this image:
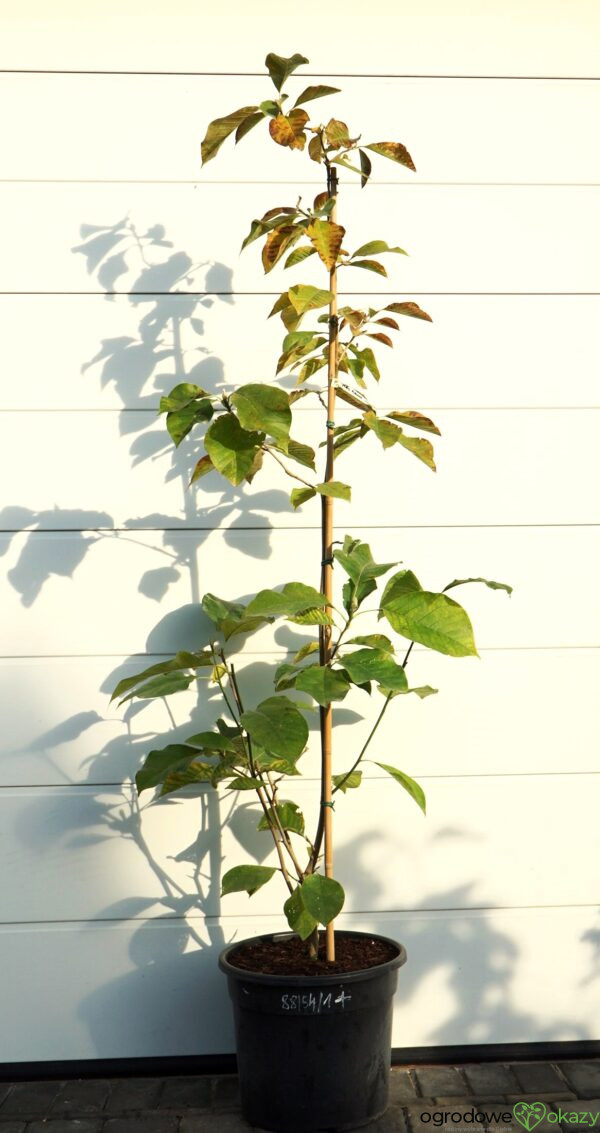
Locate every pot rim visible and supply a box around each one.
[218,928,407,986]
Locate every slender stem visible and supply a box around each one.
[209,645,238,723]
[263,445,314,489]
[332,691,393,796]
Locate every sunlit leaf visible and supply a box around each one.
[294,84,340,107]
[265,52,309,92]
[315,480,351,502]
[201,106,260,164]
[285,437,317,470]
[246,582,329,619]
[373,763,426,813]
[135,744,200,794]
[284,245,316,269]
[295,665,350,706]
[290,486,317,509]
[308,134,325,164]
[340,648,408,691]
[241,696,309,760]
[386,410,441,436]
[333,770,362,793]
[366,141,416,171]
[204,413,263,485]
[385,301,432,322]
[325,118,352,147]
[222,864,277,897]
[190,454,214,484]
[231,383,291,449]
[443,577,513,596]
[159,383,210,413]
[284,875,345,939]
[307,219,345,271]
[166,398,213,446]
[293,641,320,663]
[287,283,333,316]
[351,240,407,258]
[347,258,387,277]
[380,570,478,658]
[118,672,194,705]
[258,800,305,835]
[269,109,309,149]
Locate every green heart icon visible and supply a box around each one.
[514,1102,547,1131]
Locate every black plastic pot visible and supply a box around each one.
[219,930,407,1133]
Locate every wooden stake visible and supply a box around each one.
[320,164,338,963]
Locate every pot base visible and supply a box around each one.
[219,930,407,1133]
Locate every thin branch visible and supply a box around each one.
[263,445,315,489]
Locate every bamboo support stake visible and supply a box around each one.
[320,164,339,963]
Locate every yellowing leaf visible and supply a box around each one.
[262,225,300,273]
[269,109,309,150]
[307,219,345,271]
[366,141,416,172]
[385,301,433,322]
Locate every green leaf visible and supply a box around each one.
[284,887,318,940]
[227,775,264,791]
[286,438,316,470]
[351,240,407,258]
[385,301,433,322]
[284,245,317,269]
[159,760,222,797]
[231,383,291,449]
[184,730,238,753]
[290,486,316,509]
[334,536,396,610]
[365,141,416,171]
[293,84,340,107]
[307,219,345,271]
[358,148,372,188]
[373,762,426,814]
[406,685,438,699]
[364,411,436,470]
[333,770,363,793]
[110,651,212,703]
[235,110,264,143]
[253,750,302,776]
[302,874,345,924]
[204,413,263,486]
[340,648,408,691]
[201,592,270,641]
[287,284,333,316]
[118,672,194,705]
[293,640,320,663]
[246,582,329,619]
[260,99,280,117]
[135,744,200,794]
[222,864,277,897]
[443,577,513,597]
[166,399,213,446]
[347,634,394,653]
[241,696,308,760]
[258,800,305,836]
[295,665,350,706]
[159,383,210,413]
[284,875,345,939]
[380,570,478,658]
[347,258,387,277]
[201,106,260,164]
[289,607,334,626]
[265,52,309,92]
[315,480,351,502]
[386,410,441,436]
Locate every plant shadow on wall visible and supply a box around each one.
[0,216,310,1054]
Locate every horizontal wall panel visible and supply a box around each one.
[2,294,597,412]
[2,409,598,528]
[1,904,598,1062]
[1,184,599,294]
[3,75,600,185]
[1,774,599,924]
[1,526,597,655]
[1,649,597,787]
[2,0,598,77]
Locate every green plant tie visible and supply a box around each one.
[321,555,334,566]
[321,800,335,809]
[326,419,335,429]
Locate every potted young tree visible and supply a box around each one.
[111,52,510,1133]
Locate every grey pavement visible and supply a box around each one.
[0,1059,598,1132]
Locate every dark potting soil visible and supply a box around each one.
[227,934,398,977]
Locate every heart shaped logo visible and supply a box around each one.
[513,1102,547,1131]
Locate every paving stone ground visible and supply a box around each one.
[0,1059,597,1132]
